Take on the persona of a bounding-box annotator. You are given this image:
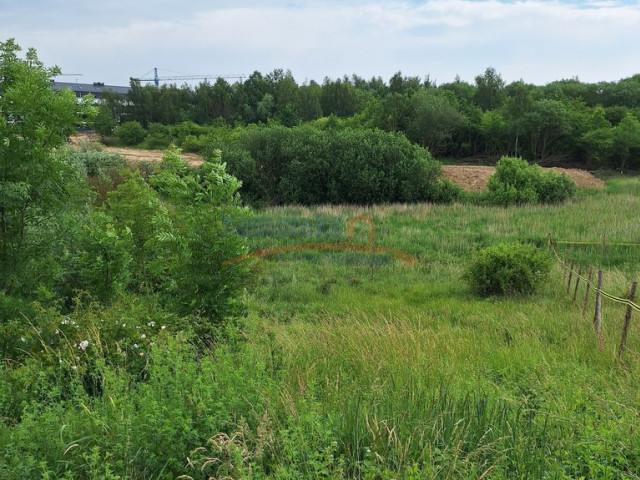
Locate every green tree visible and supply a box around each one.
[298,81,323,121]
[365,93,411,132]
[474,67,505,111]
[0,38,94,294]
[321,77,359,117]
[406,89,465,156]
[520,99,572,162]
[612,113,640,170]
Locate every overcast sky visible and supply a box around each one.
[2,0,639,87]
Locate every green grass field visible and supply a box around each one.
[238,175,640,478]
[3,176,640,479]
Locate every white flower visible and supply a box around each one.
[161,325,166,330]
[78,340,89,351]
[147,321,156,327]
[141,334,146,339]
[133,343,138,349]
[122,323,126,328]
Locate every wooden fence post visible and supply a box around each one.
[618,281,638,359]
[582,266,594,316]
[573,264,582,302]
[594,269,604,351]
[567,259,575,294]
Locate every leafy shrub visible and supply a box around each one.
[486,156,576,205]
[235,125,457,205]
[68,146,127,178]
[114,121,146,146]
[464,242,552,296]
[144,122,173,149]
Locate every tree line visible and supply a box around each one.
[98,67,640,170]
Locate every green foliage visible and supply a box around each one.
[92,105,117,137]
[486,156,576,205]
[72,210,134,302]
[0,39,94,294]
[405,89,465,156]
[114,121,146,146]
[234,125,459,205]
[105,172,170,287]
[464,242,552,296]
[150,148,249,326]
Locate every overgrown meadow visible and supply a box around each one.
[3,174,640,479]
[3,38,640,479]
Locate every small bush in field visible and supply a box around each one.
[486,156,576,205]
[114,121,146,146]
[464,242,552,296]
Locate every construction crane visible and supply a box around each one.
[131,68,245,87]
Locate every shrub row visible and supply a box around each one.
[225,125,462,205]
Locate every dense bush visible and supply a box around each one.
[228,125,462,205]
[114,121,146,146]
[464,242,552,296]
[486,156,576,205]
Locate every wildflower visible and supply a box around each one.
[55,329,60,335]
[147,321,156,327]
[133,344,138,349]
[139,352,144,357]
[141,334,146,340]
[161,325,166,330]
[122,323,126,328]
[71,365,77,371]
[78,340,89,351]
[61,317,70,325]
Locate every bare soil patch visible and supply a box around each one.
[69,133,205,168]
[443,165,605,192]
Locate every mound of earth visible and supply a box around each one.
[69,133,205,168]
[442,165,605,192]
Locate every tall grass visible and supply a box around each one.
[242,177,640,478]
[4,177,640,478]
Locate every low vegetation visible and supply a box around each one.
[464,242,552,295]
[486,156,577,205]
[3,38,640,479]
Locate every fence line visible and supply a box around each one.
[553,240,640,247]
[549,234,639,359]
[549,239,640,313]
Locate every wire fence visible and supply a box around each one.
[549,234,639,358]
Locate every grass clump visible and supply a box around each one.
[464,242,552,296]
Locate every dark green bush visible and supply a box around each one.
[144,122,173,149]
[114,121,146,146]
[464,242,552,296]
[486,156,576,205]
[235,125,457,205]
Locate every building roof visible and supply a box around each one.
[51,81,130,97]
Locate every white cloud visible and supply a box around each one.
[5,0,640,86]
